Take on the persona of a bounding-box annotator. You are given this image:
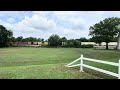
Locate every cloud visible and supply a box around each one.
[1,11,120,40]
[22,15,56,30]
[0,13,57,39]
[0,19,13,30]
[7,18,15,23]
[0,11,33,23]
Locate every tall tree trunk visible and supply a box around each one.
[117,32,120,50]
[106,42,108,49]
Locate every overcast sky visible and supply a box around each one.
[0,11,120,40]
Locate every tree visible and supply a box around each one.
[25,37,38,42]
[110,36,117,42]
[0,25,13,47]
[58,37,67,46]
[16,36,23,42]
[58,38,63,46]
[73,40,81,47]
[48,34,60,46]
[41,39,44,42]
[10,36,16,42]
[65,39,75,47]
[90,36,103,45]
[88,37,95,42]
[89,17,120,49]
[22,38,27,42]
[37,38,44,42]
[61,37,67,41]
[79,37,88,42]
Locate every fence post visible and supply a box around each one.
[118,59,120,79]
[80,54,83,72]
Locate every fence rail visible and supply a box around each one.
[66,54,120,79]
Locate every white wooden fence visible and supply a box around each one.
[66,54,120,79]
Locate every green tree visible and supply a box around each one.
[41,39,44,42]
[37,38,44,42]
[88,37,94,42]
[22,38,27,42]
[25,37,38,42]
[89,17,120,49]
[10,36,16,42]
[0,25,13,47]
[61,37,67,41]
[73,40,81,47]
[79,37,88,42]
[16,36,23,42]
[66,39,74,47]
[48,34,60,46]
[90,36,103,45]
[58,38,63,46]
[58,37,67,46]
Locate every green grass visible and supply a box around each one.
[0,47,120,79]
[0,64,100,79]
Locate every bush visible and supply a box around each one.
[41,45,50,48]
[73,40,81,48]
[80,44,93,48]
[48,34,60,46]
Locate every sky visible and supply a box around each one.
[0,11,120,40]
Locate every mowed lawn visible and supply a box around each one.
[0,47,120,79]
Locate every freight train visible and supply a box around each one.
[11,41,48,46]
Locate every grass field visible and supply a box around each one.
[0,47,120,79]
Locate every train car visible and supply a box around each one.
[44,42,48,45]
[38,42,43,45]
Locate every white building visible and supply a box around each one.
[81,42,117,46]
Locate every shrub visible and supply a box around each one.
[80,44,93,48]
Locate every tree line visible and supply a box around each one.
[11,36,44,42]
[1,17,120,50]
[47,34,117,48]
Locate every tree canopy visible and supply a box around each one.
[0,25,13,47]
[89,17,120,49]
[48,34,60,46]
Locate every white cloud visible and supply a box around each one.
[0,19,13,30]
[7,18,15,23]
[19,15,57,31]
[0,13,57,39]
[1,11,120,40]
